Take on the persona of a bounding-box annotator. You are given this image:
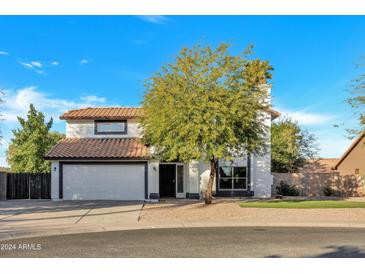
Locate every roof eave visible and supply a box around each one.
[59,116,140,120]
[269,109,281,120]
[44,156,150,161]
[334,131,365,169]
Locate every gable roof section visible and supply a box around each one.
[268,109,280,120]
[60,106,280,120]
[45,138,149,160]
[300,158,339,173]
[60,107,143,120]
[335,131,365,169]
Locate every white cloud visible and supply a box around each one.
[0,86,109,166]
[19,61,33,69]
[277,108,334,125]
[51,61,59,66]
[19,61,43,69]
[18,60,48,74]
[136,15,169,24]
[80,59,89,65]
[2,86,107,122]
[0,51,8,56]
[31,61,42,68]
[80,95,106,103]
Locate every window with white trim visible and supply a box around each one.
[95,120,127,134]
[219,166,247,190]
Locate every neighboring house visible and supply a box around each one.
[299,158,339,173]
[45,104,279,201]
[0,167,10,173]
[335,131,365,176]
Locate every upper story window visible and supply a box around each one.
[94,120,127,135]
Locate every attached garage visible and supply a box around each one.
[60,162,147,200]
[45,138,150,200]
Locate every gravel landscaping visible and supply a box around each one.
[139,198,365,227]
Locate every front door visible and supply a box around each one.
[159,164,176,197]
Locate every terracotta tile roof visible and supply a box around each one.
[268,109,280,120]
[60,107,143,120]
[299,158,339,173]
[45,138,149,160]
[60,106,280,120]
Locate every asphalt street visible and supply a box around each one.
[1,226,365,258]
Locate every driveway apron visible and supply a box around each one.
[0,200,143,241]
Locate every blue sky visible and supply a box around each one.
[0,15,364,167]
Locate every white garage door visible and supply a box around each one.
[62,163,145,200]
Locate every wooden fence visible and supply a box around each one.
[6,173,51,199]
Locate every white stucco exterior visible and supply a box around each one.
[250,153,272,197]
[187,160,200,194]
[51,161,60,200]
[148,161,159,195]
[66,119,141,138]
[250,110,273,198]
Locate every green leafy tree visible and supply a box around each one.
[7,104,65,172]
[271,119,318,173]
[140,43,273,204]
[346,58,365,135]
[0,89,4,142]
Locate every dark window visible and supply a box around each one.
[220,166,232,177]
[220,178,233,189]
[219,166,247,190]
[95,120,127,135]
[234,178,247,189]
[234,167,246,178]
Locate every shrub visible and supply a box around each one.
[322,186,340,197]
[276,181,300,196]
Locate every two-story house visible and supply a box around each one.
[45,105,279,201]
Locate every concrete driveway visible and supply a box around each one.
[0,200,143,241]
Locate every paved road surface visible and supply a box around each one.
[1,227,365,258]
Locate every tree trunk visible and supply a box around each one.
[205,158,217,204]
